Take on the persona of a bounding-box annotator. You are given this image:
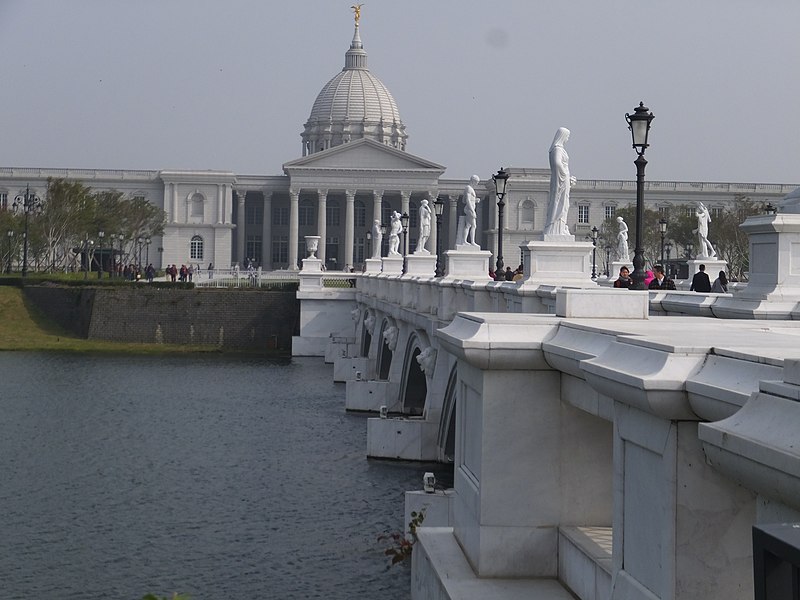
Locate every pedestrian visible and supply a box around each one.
[690,264,712,292]
[208,262,214,279]
[504,266,514,281]
[648,264,676,290]
[711,270,728,293]
[613,266,633,289]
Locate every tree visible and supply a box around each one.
[38,178,94,272]
[709,196,762,281]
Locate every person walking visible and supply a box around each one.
[648,265,676,290]
[690,263,712,292]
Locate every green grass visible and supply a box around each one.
[0,286,223,354]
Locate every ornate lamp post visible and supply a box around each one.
[136,236,143,269]
[6,230,14,274]
[658,217,668,265]
[380,222,389,258]
[83,235,93,280]
[434,196,445,277]
[665,241,673,277]
[604,244,612,277]
[145,236,152,266]
[590,225,599,279]
[97,231,105,278]
[12,185,42,277]
[685,242,694,259]
[625,101,655,290]
[400,212,410,256]
[492,167,510,274]
[365,230,372,261]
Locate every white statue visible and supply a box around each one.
[693,202,716,258]
[414,199,432,254]
[364,312,375,332]
[416,346,437,377]
[388,211,402,256]
[383,325,398,351]
[370,219,382,259]
[616,216,630,262]
[544,127,577,236]
[350,308,360,321]
[459,175,481,247]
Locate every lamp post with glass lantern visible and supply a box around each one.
[625,101,655,290]
[590,225,599,279]
[6,230,14,274]
[434,196,445,277]
[685,242,693,260]
[145,236,151,266]
[365,230,371,262]
[400,212,410,257]
[492,167,510,274]
[658,218,667,265]
[97,231,105,278]
[665,241,673,277]
[83,235,93,280]
[12,185,42,278]
[136,236,143,269]
[604,244,612,277]
[380,222,388,258]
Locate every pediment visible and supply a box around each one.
[283,139,445,173]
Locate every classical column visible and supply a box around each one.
[262,192,272,269]
[428,190,438,255]
[345,190,355,270]
[289,189,299,270]
[373,189,383,225]
[236,190,246,267]
[317,189,328,265]
[216,184,223,224]
[449,193,458,248]
[171,183,178,223]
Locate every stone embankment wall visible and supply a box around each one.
[22,286,299,352]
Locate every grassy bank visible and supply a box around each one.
[0,286,224,354]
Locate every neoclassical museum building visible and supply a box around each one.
[0,21,796,272]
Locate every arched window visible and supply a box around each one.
[190,235,204,260]
[191,193,204,217]
[519,199,535,230]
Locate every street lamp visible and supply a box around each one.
[6,230,13,274]
[365,230,372,262]
[136,236,143,269]
[97,231,105,278]
[434,196,445,277]
[400,212,410,256]
[625,101,655,290]
[83,235,93,280]
[665,241,673,277]
[658,218,668,264]
[604,244,612,277]
[764,203,778,215]
[590,225,599,279]
[12,185,42,277]
[380,222,388,258]
[145,236,151,266]
[685,242,694,259]
[492,167,510,274]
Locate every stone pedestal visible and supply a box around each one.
[737,214,800,300]
[443,247,491,280]
[519,238,595,287]
[405,253,437,277]
[299,257,323,289]
[381,255,404,275]
[686,258,727,282]
[364,257,382,274]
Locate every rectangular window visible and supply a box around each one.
[355,237,365,264]
[246,204,263,225]
[711,207,723,220]
[685,206,695,218]
[0,193,7,209]
[299,203,314,227]
[327,204,340,227]
[604,205,616,220]
[578,205,590,224]
[272,235,288,264]
[272,206,288,226]
[246,235,262,264]
[410,204,418,228]
[658,206,669,215]
[354,202,366,228]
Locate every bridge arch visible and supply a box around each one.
[437,365,458,463]
[360,309,374,357]
[376,317,397,381]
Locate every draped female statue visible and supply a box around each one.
[544,127,577,236]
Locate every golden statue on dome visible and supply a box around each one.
[351,4,363,25]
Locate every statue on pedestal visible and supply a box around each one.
[544,127,577,236]
[694,202,716,258]
[616,216,630,262]
[371,219,382,259]
[458,175,481,247]
[415,199,432,254]
[388,211,402,256]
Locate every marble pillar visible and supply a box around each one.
[289,189,299,270]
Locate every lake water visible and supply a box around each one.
[0,353,450,600]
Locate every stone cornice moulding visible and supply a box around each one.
[159,170,237,185]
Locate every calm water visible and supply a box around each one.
[0,353,450,600]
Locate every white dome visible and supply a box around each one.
[301,24,407,155]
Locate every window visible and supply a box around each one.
[711,206,723,220]
[191,193,204,217]
[520,199,534,230]
[382,206,393,226]
[327,200,340,227]
[410,237,418,253]
[658,206,670,216]
[326,236,340,266]
[409,202,418,228]
[685,206,695,218]
[272,235,288,264]
[299,199,314,227]
[604,205,616,220]
[246,235,262,264]
[273,206,288,226]
[355,237,366,264]
[246,203,263,225]
[354,200,366,228]
[578,205,590,224]
[190,235,204,260]
[0,192,7,210]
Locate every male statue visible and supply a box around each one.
[415,199,432,254]
[388,211,402,256]
[694,202,716,258]
[459,175,481,247]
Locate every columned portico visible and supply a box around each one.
[317,189,327,265]
[289,189,299,270]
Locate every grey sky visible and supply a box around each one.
[1,0,798,184]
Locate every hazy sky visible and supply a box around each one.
[1,0,798,184]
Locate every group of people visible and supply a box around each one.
[614,263,728,292]
[489,264,524,282]
[165,264,194,283]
